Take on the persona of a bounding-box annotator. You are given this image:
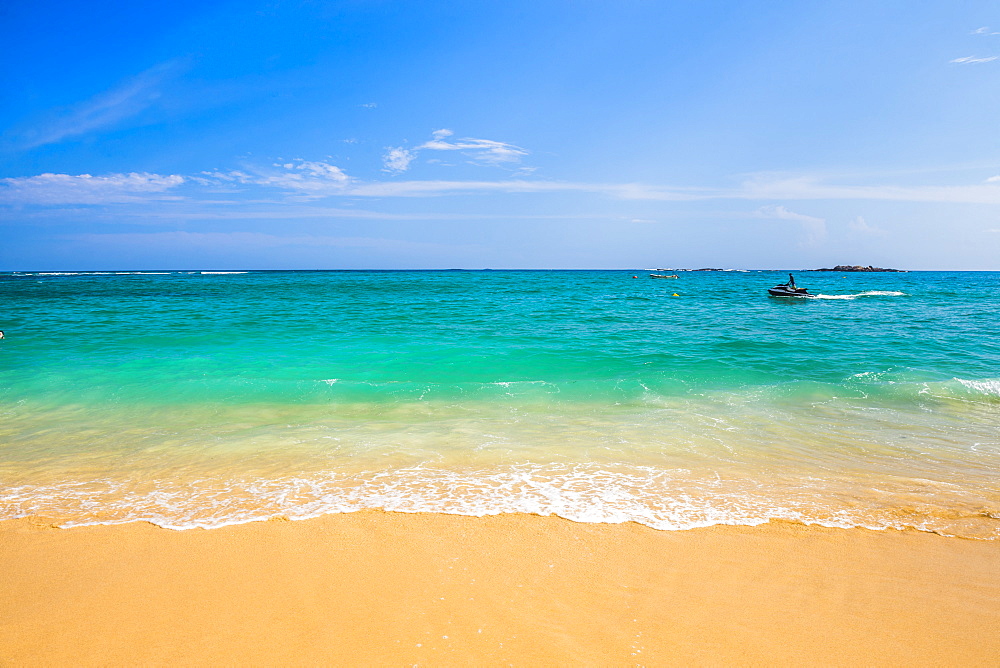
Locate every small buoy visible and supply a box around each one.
[0,330,4,339]
[632,275,637,278]
[672,293,679,297]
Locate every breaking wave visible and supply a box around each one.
[956,378,1000,399]
[2,464,997,539]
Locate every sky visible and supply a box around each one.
[1,0,999,270]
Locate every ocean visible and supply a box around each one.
[1,269,998,538]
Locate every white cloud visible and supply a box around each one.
[193,170,254,185]
[201,161,350,196]
[986,175,1000,183]
[255,160,349,193]
[382,147,415,174]
[418,129,529,164]
[971,27,1000,35]
[755,205,827,246]
[848,216,887,237]
[950,56,998,64]
[381,128,529,173]
[18,61,184,149]
[754,204,824,222]
[0,172,185,204]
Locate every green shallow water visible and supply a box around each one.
[1,270,999,535]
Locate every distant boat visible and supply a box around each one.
[650,274,679,279]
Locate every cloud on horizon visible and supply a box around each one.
[61,230,481,256]
[0,172,185,204]
[7,163,1000,207]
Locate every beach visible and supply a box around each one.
[7,0,1000,662]
[2,511,998,665]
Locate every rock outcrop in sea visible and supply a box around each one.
[815,265,905,272]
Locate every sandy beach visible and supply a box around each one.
[1,512,997,666]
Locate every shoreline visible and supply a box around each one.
[22,510,1000,540]
[2,511,998,665]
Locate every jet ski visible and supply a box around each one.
[768,274,811,297]
[768,284,811,297]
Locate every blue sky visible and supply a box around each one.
[2,0,999,269]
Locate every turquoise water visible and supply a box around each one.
[1,269,999,537]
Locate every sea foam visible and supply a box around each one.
[812,290,906,300]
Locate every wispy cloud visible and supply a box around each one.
[971,26,1000,35]
[341,178,706,199]
[8,164,1000,208]
[346,178,591,197]
[754,204,827,246]
[255,161,349,194]
[383,129,529,173]
[198,160,351,198]
[733,173,1000,205]
[0,172,185,204]
[419,129,529,164]
[17,61,186,149]
[63,231,476,254]
[848,216,887,237]
[754,204,824,225]
[202,160,684,199]
[949,55,998,64]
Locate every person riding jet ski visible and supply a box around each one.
[768,273,810,297]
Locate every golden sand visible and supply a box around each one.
[1,512,998,665]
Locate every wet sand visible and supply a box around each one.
[1,512,997,666]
